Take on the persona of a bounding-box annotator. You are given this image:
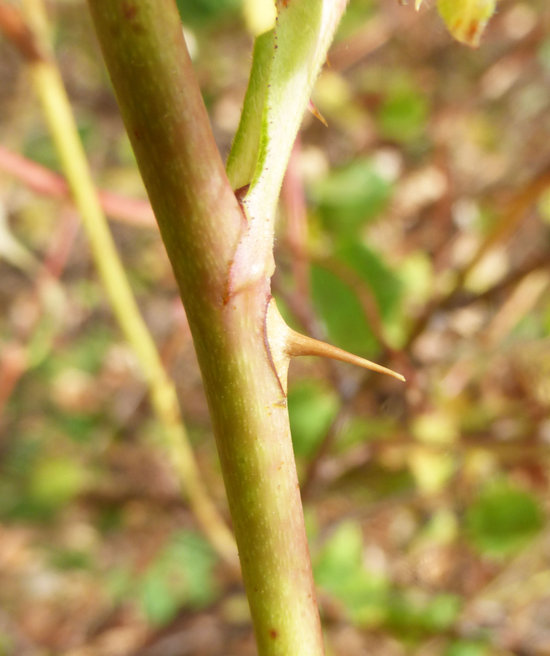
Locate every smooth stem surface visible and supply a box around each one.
[87,1,324,653]
[23,0,237,566]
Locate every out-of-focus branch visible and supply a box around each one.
[0,1,43,62]
[406,165,550,349]
[0,145,156,228]
[0,207,79,416]
[6,0,237,567]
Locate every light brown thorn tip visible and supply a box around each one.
[307,99,328,127]
[286,330,405,382]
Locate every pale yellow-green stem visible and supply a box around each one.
[21,0,237,567]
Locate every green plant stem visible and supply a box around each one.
[22,0,237,567]
[86,1,325,653]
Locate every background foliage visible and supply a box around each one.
[1,1,550,654]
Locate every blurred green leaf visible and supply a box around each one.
[412,410,459,446]
[445,640,489,656]
[140,573,177,626]
[54,411,99,444]
[396,251,433,311]
[423,593,462,631]
[337,0,376,37]
[311,243,402,359]
[409,447,455,495]
[176,0,241,26]
[386,591,461,637]
[49,548,93,571]
[309,158,393,236]
[288,381,338,458]
[314,521,388,626]
[543,301,550,336]
[377,85,428,143]
[417,508,458,545]
[315,520,361,583]
[336,240,402,321]
[539,37,550,72]
[39,326,114,377]
[0,632,14,656]
[4,452,88,521]
[97,506,125,534]
[28,457,87,510]
[466,483,544,557]
[171,532,218,606]
[437,0,497,48]
[3,433,43,477]
[311,264,377,357]
[106,565,133,603]
[335,417,371,451]
[0,435,44,520]
[138,531,219,626]
[23,120,95,171]
[335,416,399,452]
[328,462,415,503]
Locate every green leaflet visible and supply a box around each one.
[226,30,274,191]
[437,0,498,47]
[226,0,347,294]
[416,0,497,47]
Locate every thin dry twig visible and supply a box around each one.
[0,1,43,62]
[0,146,156,228]
[405,165,550,349]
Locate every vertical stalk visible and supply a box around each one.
[87,2,325,654]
